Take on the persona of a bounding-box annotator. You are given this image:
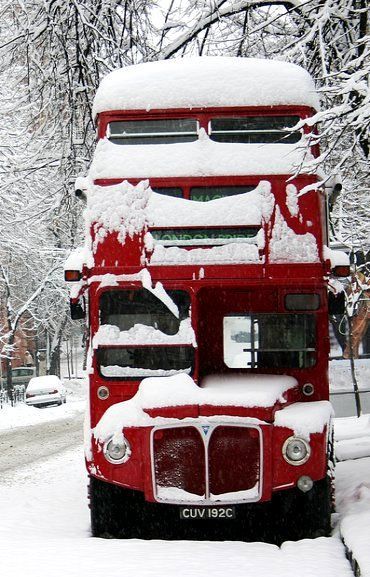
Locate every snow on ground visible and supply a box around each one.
[0,362,370,576]
[0,443,354,577]
[330,358,370,417]
[330,359,370,393]
[336,457,370,577]
[335,414,370,461]
[0,378,86,432]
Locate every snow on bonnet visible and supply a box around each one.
[274,401,333,439]
[93,373,298,441]
[323,245,350,268]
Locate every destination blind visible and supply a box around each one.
[150,227,260,243]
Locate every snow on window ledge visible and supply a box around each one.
[148,243,261,265]
[93,318,196,348]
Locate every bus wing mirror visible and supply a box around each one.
[328,291,345,315]
[70,298,86,320]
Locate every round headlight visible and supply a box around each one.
[282,437,311,465]
[103,435,131,464]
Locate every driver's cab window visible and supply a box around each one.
[224,313,316,369]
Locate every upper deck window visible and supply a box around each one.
[107,119,198,145]
[209,116,301,144]
[151,187,184,198]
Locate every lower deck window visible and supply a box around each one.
[224,314,316,369]
[100,289,190,336]
[97,346,194,379]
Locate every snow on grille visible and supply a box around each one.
[149,243,260,265]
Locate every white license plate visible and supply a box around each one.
[180,507,235,520]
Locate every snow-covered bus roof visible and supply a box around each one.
[93,57,320,117]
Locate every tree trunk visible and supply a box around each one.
[346,313,362,418]
[48,315,68,377]
[5,333,15,404]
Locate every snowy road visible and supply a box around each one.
[0,438,357,577]
[0,392,369,577]
[0,413,84,472]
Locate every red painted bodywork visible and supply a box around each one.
[75,103,332,508]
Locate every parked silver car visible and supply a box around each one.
[1,366,36,388]
[25,375,67,408]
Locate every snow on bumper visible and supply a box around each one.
[25,394,63,407]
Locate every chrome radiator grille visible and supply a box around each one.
[152,424,262,504]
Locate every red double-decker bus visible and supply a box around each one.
[66,57,347,543]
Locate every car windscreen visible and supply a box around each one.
[12,368,34,377]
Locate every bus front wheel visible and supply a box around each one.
[89,476,129,538]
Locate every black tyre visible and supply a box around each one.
[89,475,268,541]
[90,476,126,538]
[89,475,331,542]
[273,476,332,542]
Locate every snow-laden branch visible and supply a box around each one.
[0,261,62,334]
[156,0,305,59]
